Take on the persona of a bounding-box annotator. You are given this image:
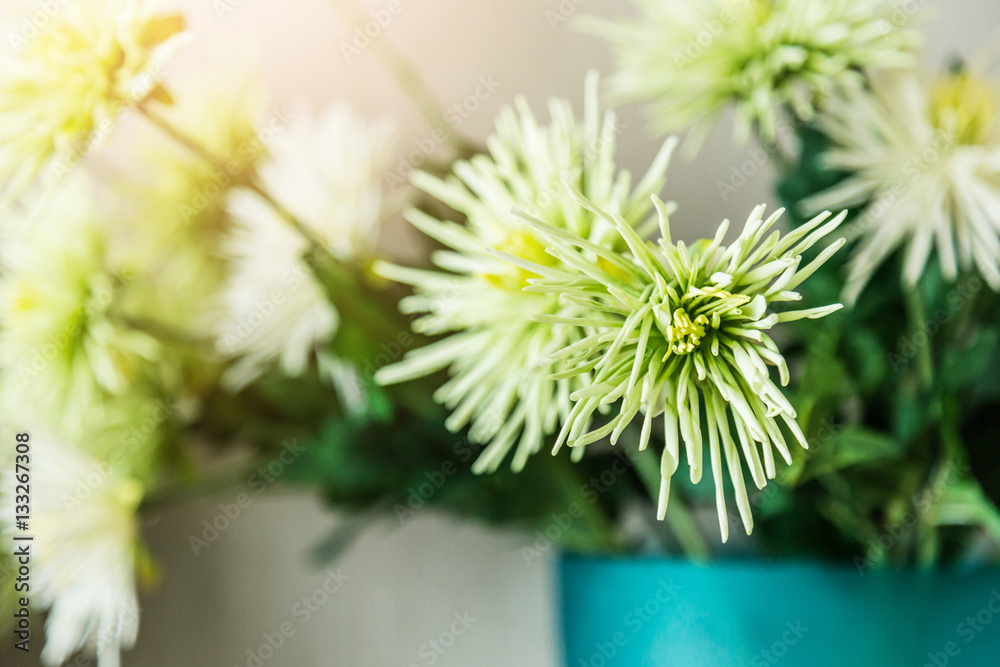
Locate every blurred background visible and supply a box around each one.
[7,0,1000,664]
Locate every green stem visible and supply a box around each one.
[116,314,215,350]
[305,253,398,342]
[326,0,475,155]
[140,102,442,416]
[903,287,934,390]
[550,454,624,553]
[139,104,230,173]
[916,396,967,567]
[140,467,251,512]
[628,447,710,561]
[139,104,407,345]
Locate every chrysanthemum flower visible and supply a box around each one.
[804,68,1000,302]
[0,0,186,201]
[375,72,678,473]
[0,183,165,433]
[587,0,918,147]
[2,429,145,667]
[521,194,844,539]
[216,105,397,388]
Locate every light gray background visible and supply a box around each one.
[8,1,1000,665]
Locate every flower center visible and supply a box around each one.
[930,70,999,145]
[483,230,555,291]
[654,286,753,360]
[666,308,709,355]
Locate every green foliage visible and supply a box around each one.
[764,123,1000,566]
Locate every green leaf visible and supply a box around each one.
[785,426,905,485]
[929,478,1000,544]
[942,329,1000,393]
[843,327,890,392]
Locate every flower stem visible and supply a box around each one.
[627,447,711,561]
[138,104,414,369]
[325,0,476,155]
[550,453,624,553]
[903,286,934,390]
[139,104,333,253]
[138,104,230,173]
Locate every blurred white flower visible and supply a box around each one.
[375,72,677,472]
[804,68,1000,302]
[0,182,163,433]
[0,0,186,202]
[216,105,397,387]
[2,430,144,667]
[587,0,918,148]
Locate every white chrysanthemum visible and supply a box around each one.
[375,72,677,472]
[804,68,1000,302]
[0,0,186,202]
[1,431,144,667]
[587,0,918,147]
[0,183,164,433]
[216,105,397,387]
[519,195,844,540]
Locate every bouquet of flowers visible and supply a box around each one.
[0,0,998,664]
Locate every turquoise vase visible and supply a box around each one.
[559,556,1000,667]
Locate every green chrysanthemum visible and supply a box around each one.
[520,193,845,540]
[376,72,677,473]
[587,0,919,148]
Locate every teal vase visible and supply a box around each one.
[559,556,1000,666]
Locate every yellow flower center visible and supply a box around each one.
[667,308,709,356]
[482,230,555,291]
[930,71,999,145]
[114,477,145,512]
